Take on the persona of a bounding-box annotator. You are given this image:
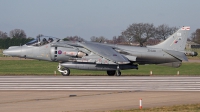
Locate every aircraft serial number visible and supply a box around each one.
[148,49,156,52]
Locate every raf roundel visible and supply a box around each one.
[58,50,62,54]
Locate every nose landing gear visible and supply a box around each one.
[58,63,70,76]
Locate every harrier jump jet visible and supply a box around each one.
[3,26,191,76]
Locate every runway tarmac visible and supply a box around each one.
[0,76,200,91]
[0,76,200,112]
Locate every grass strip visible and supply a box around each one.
[109,103,200,112]
[0,60,200,76]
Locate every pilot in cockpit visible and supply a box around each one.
[42,38,48,45]
[48,38,53,43]
[25,36,57,46]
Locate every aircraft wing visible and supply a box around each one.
[78,42,130,64]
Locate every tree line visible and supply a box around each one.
[90,23,200,46]
[0,29,32,49]
[1,23,200,49]
[90,23,178,46]
[0,38,33,49]
[0,29,27,39]
[191,29,200,44]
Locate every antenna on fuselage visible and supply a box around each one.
[99,39,102,43]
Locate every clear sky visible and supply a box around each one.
[0,0,199,40]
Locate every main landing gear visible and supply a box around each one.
[116,65,121,76]
[58,64,70,76]
[58,63,122,76]
[106,70,121,76]
[107,66,121,76]
[116,69,121,76]
[107,70,116,76]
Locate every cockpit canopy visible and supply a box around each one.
[26,36,59,46]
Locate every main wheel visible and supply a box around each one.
[107,70,116,76]
[61,67,70,76]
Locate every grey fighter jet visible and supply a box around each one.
[3,26,191,76]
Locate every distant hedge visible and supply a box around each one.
[0,38,34,49]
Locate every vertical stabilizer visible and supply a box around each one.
[148,26,190,51]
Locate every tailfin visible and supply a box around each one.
[147,26,190,51]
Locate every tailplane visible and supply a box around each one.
[147,26,190,51]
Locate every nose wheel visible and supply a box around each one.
[61,67,70,76]
[58,63,70,76]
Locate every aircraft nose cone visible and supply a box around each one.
[3,47,21,57]
[3,49,8,55]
